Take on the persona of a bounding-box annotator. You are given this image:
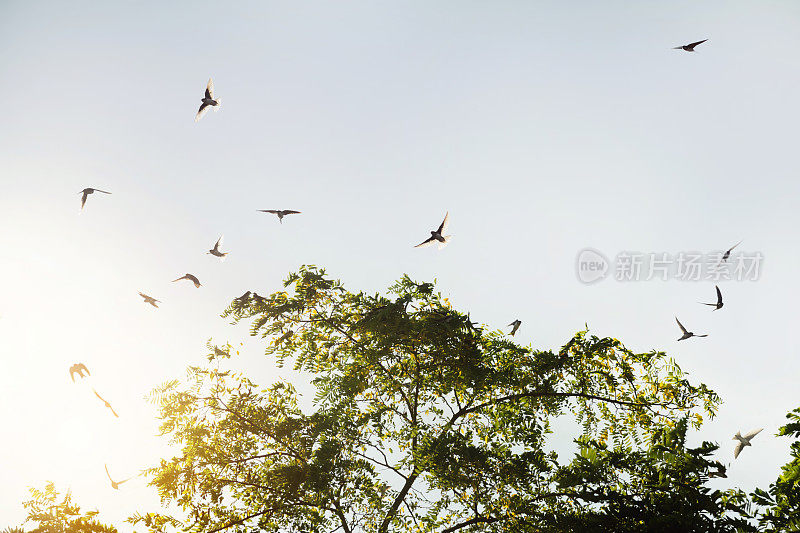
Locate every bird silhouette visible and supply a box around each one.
[93,389,119,418]
[508,319,522,336]
[235,291,252,304]
[700,285,724,311]
[733,428,763,459]
[173,274,201,287]
[720,240,742,264]
[69,363,90,383]
[79,188,111,210]
[675,317,707,341]
[104,464,133,490]
[195,77,221,122]
[208,236,227,259]
[258,209,301,224]
[673,39,708,52]
[415,212,452,249]
[138,292,160,308]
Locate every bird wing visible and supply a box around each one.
[78,363,90,376]
[80,192,88,209]
[688,39,708,49]
[172,276,187,282]
[437,212,450,234]
[282,210,301,215]
[195,102,211,122]
[675,317,689,334]
[205,77,214,99]
[259,209,279,215]
[94,189,111,194]
[214,235,223,249]
[733,441,745,458]
[743,427,764,440]
[715,285,723,305]
[415,237,437,248]
[727,240,742,253]
[105,464,114,483]
[69,366,77,382]
[93,389,107,403]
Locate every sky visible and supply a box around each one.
[2,0,800,528]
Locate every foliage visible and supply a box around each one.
[19,482,117,533]
[133,266,723,533]
[545,417,754,532]
[752,406,800,531]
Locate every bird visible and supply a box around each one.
[78,188,111,210]
[675,317,707,341]
[508,319,522,336]
[720,240,742,264]
[700,285,724,311]
[235,291,252,304]
[195,77,221,122]
[138,292,160,308]
[93,389,119,418]
[173,274,201,288]
[104,464,133,490]
[275,330,293,345]
[252,292,267,305]
[258,209,301,224]
[208,236,227,259]
[673,39,708,52]
[69,363,90,383]
[415,212,452,249]
[733,428,764,459]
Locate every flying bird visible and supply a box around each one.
[69,363,90,383]
[104,464,134,490]
[700,285,724,311]
[720,240,742,264]
[675,317,707,341]
[508,319,522,336]
[93,389,119,418]
[415,212,453,249]
[79,188,111,210]
[138,292,160,308]
[173,274,201,288]
[208,236,227,259]
[733,428,763,459]
[258,209,301,224]
[673,39,708,52]
[195,77,221,122]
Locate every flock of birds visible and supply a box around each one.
[65,38,760,496]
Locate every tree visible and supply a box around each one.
[752,406,800,531]
[132,266,728,532]
[18,482,116,533]
[546,418,754,532]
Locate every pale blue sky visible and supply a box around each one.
[2,0,800,527]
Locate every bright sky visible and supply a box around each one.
[2,0,800,528]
